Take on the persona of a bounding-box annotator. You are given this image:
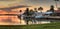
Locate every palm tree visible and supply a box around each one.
[20,10,22,23]
[18,10,22,24]
[23,8,30,25]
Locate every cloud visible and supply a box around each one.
[20,0,57,6]
[0,5,31,12]
[0,0,14,1]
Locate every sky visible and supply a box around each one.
[0,0,60,25]
[0,0,60,10]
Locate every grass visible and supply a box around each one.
[0,22,60,29]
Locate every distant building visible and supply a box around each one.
[55,8,60,16]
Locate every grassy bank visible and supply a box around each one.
[0,22,60,29]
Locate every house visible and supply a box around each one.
[55,8,60,16]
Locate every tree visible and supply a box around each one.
[50,5,55,12]
[23,8,35,25]
[47,5,55,16]
[38,7,43,13]
[47,5,55,12]
[29,9,34,15]
[34,8,37,12]
[17,10,22,24]
[23,8,30,16]
[20,10,22,12]
[23,8,30,25]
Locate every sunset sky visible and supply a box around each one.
[0,0,60,10]
[0,0,60,25]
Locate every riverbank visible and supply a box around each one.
[0,22,60,29]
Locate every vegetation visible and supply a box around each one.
[38,7,43,13]
[21,22,60,29]
[23,8,34,25]
[0,22,60,29]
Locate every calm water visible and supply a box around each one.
[0,15,50,25]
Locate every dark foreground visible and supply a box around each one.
[0,22,60,29]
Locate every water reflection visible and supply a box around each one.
[0,15,20,25]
